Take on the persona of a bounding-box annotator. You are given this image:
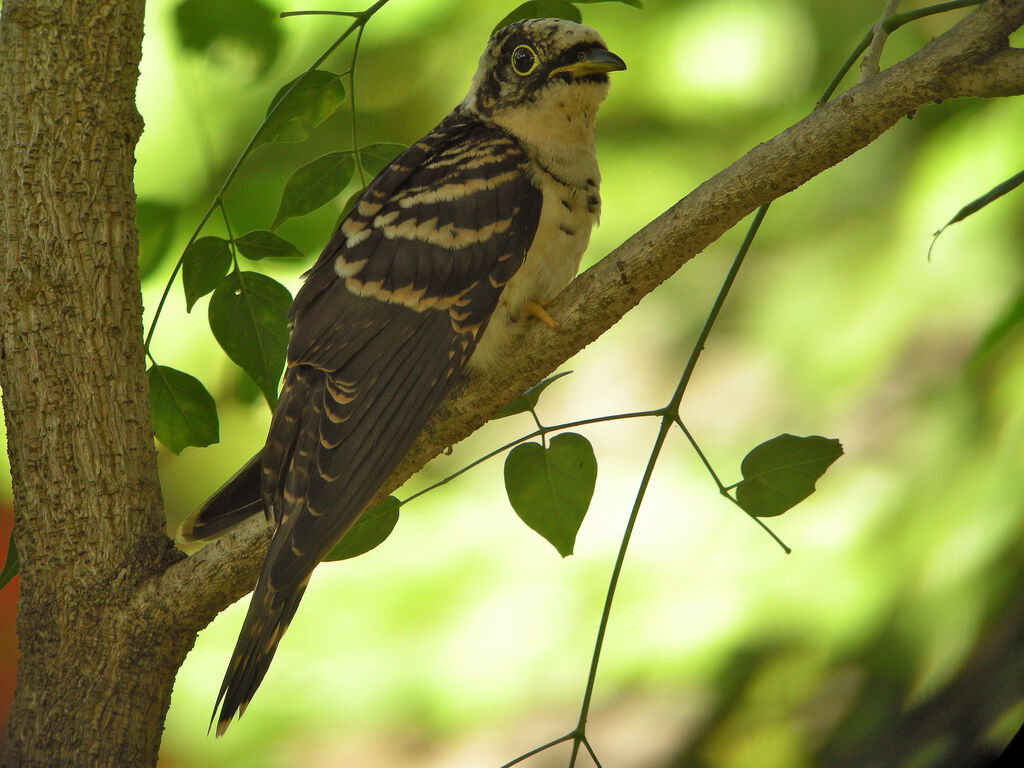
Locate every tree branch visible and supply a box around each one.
[150,0,1024,633]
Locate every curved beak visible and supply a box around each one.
[549,48,627,79]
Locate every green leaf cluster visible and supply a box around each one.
[146,41,405,455]
[174,0,282,75]
[494,0,642,34]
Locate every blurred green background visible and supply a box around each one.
[4,0,1024,765]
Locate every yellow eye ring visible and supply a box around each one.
[511,44,539,76]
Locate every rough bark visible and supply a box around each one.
[0,0,1021,766]
[0,2,187,766]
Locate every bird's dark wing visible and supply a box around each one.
[213,116,543,734]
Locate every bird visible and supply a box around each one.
[177,17,625,735]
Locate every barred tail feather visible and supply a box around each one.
[212,577,309,736]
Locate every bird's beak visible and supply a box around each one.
[549,48,627,79]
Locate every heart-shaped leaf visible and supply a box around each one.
[182,236,232,312]
[736,434,843,517]
[574,0,643,7]
[493,1,582,34]
[272,152,355,229]
[324,496,401,561]
[208,271,292,406]
[260,70,347,146]
[147,365,220,454]
[504,432,597,557]
[235,230,303,261]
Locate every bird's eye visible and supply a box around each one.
[511,45,538,76]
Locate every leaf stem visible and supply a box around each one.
[398,409,662,508]
[350,24,367,187]
[143,0,393,353]
[281,10,364,17]
[818,0,981,104]
[498,732,574,768]
[570,403,673,766]
[674,417,790,553]
[568,206,772,764]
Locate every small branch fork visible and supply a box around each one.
[860,0,903,82]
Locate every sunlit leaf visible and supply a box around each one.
[208,271,292,406]
[493,0,582,34]
[0,530,17,591]
[324,497,401,562]
[504,432,597,557]
[272,152,356,229]
[182,236,232,312]
[174,0,281,75]
[574,0,643,7]
[147,365,219,454]
[136,200,178,281]
[235,230,303,261]
[736,434,843,518]
[496,371,573,419]
[357,142,407,178]
[259,70,347,146]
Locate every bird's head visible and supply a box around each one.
[463,18,626,122]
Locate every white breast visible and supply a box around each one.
[468,164,600,371]
[466,77,608,371]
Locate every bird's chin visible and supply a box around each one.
[549,72,610,86]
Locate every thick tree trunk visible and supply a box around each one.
[0,2,186,765]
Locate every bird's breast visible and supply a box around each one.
[468,166,599,371]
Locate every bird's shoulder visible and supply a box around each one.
[286,111,545,369]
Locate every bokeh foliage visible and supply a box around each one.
[142,0,1024,765]
[1,0,1022,765]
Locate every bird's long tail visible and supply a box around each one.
[211,567,309,736]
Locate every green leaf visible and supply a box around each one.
[182,236,232,312]
[493,1,582,34]
[324,497,401,561]
[174,0,281,75]
[357,143,407,178]
[147,365,220,454]
[0,530,18,591]
[136,201,178,281]
[735,434,843,518]
[496,371,573,419]
[235,230,303,261]
[208,271,292,406]
[574,0,643,7]
[259,70,347,146]
[504,432,597,557]
[272,152,356,229]
[336,188,365,229]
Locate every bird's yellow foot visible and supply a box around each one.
[523,300,561,330]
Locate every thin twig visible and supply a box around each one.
[860,0,902,83]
